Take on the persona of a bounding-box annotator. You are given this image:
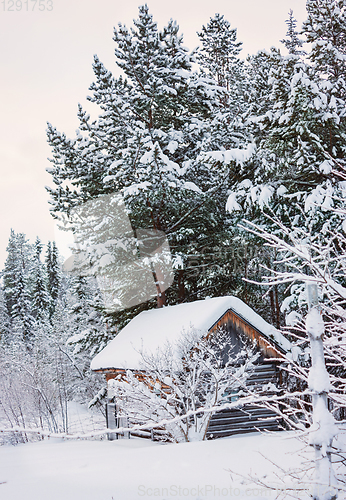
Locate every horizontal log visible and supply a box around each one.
[207,424,281,436]
[130,430,151,439]
[207,425,281,439]
[210,407,278,417]
[207,419,280,432]
[208,416,279,428]
[207,420,281,432]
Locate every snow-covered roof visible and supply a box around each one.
[91,296,291,371]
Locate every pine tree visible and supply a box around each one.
[226,0,346,224]
[303,0,346,85]
[245,48,283,121]
[197,13,243,91]
[197,13,249,149]
[258,0,346,218]
[301,0,346,177]
[46,5,238,314]
[223,2,346,325]
[280,9,305,55]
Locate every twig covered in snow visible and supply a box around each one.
[109,327,260,442]
[0,391,307,440]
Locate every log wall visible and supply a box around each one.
[209,309,285,359]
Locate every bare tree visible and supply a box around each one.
[109,328,259,442]
[239,196,346,498]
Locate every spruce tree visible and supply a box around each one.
[45,241,61,318]
[3,230,34,341]
[3,229,21,318]
[11,259,34,343]
[67,276,109,357]
[0,285,11,345]
[31,237,51,324]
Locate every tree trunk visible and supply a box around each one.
[177,270,185,303]
[269,288,276,326]
[274,285,280,329]
[152,269,166,308]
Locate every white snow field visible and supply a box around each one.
[0,429,345,500]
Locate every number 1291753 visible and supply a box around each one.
[2,0,53,11]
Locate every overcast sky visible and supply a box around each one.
[0,0,307,269]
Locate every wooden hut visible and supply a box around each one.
[91,296,291,439]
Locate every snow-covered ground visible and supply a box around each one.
[1,428,345,500]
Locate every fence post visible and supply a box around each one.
[106,402,117,441]
[306,283,337,500]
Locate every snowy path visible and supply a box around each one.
[0,431,344,500]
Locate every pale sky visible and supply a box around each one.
[0,0,307,268]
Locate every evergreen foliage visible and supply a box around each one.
[3,230,29,319]
[67,276,109,357]
[303,0,346,84]
[32,237,51,324]
[280,9,305,55]
[226,0,346,234]
[2,231,34,342]
[0,285,11,345]
[197,13,243,92]
[45,241,61,318]
[0,232,107,441]
[45,5,254,318]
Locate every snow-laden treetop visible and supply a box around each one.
[91,296,291,371]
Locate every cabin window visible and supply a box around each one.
[222,388,239,402]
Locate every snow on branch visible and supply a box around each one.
[109,328,260,442]
[239,218,346,301]
[0,391,309,441]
